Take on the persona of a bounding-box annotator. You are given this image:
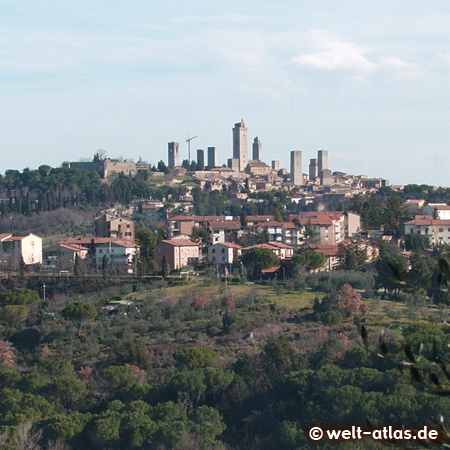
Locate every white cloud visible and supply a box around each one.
[292,30,419,79]
[293,30,374,73]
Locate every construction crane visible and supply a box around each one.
[186,135,198,164]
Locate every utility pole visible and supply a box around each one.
[43,282,46,302]
[186,135,198,164]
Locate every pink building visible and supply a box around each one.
[154,239,200,271]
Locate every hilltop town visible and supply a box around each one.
[2,120,450,448]
[0,119,443,279]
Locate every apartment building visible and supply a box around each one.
[404,215,450,246]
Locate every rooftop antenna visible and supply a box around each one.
[186,135,198,163]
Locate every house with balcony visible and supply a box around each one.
[252,221,283,242]
[404,215,450,246]
[297,211,360,246]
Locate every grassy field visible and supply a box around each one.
[129,281,320,309]
[126,280,448,332]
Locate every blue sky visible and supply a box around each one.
[1,1,449,185]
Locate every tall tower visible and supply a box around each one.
[232,119,248,171]
[252,136,262,161]
[317,150,328,175]
[168,142,179,168]
[290,151,303,186]
[207,147,217,168]
[197,149,205,169]
[309,158,318,181]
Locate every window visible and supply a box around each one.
[439,228,443,232]
[222,249,225,253]
[99,249,103,254]
[212,249,215,253]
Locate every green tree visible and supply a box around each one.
[101,365,135,389]
[62,302,97,338]
[39,358,74,381]
[240,211,248,228]
[292,250,327,272]
[242,247,278,277]
[0,288,39,306]
[404,233,430,252]
[189,406,226,447]
[174,347,219,369]
[52,375,90,409]
[375,241,409,295]
[161,255,170,279]
[258,228,270,244]
[273,208,284,223]
[320,310,344,329]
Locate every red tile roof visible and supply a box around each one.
[59,243,89,252]
[268,241,294,249]
[309,244,340,256]
[261,265,281,274]
[209,221,240,230]
[61,237,138,248]
[161,239,200,247]
[404,215,450,226]
[282,222,297,229]
[254,220,283,228]
[5,235,29,241]
[212,242,242,249]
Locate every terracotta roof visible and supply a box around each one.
[261,265,281,274]
[5,235,29,241]
[299,218,333,226]
[268,241,294,249]
[169,215,230,222]
[299,211,344,222]
[282,222,297,229]
[309,244,340,257]
[209,221,240,230]
[59,243,89,252]
[254,220,283,228]
[428,204,450,210]
[61,237,138,248]
[246,215,273,222]
[242,243,279,251]
[212,242,242,249]
[161,239,200,247]
[0,233,12,241]
[169,215,196,221]
[404,215,450,226]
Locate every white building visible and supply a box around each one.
[0,233,42,268]
[208,242,242,265]
[253,221,283,242]
[404,215,450,246]
[95,240,139,274]
[422,204,450,220]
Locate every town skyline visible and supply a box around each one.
[1,1,450,185]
